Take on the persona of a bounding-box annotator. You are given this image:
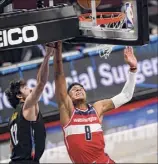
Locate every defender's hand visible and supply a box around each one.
[124,46,137,72]
[45,42,56,57]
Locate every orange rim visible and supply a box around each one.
[79,12,125,25]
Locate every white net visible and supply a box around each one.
[96,44,115,59]
[94,12,125,59]
[98,13,125,29]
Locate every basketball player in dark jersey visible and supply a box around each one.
[5,43,55,164]
[53,42,137,163]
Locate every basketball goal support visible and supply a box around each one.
[91,0,97,26]
[3,3,13,12]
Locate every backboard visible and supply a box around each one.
[66,0,149,46]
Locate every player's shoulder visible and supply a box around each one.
[9,111,19,126]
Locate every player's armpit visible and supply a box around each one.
[58,94,74,115]
[56,87,74,126]
[56,95,74,124]
[93,99,115,117]
[59,102,73,126]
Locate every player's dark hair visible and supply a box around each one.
[5,79,26,109]
[67,83,84,93]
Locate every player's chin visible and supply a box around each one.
[75,97,85,101]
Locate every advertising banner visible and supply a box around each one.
[0,37,157,125]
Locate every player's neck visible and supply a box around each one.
[74,100,87,110]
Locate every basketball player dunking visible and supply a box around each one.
[5,43,55,164]
[53,41,137,163]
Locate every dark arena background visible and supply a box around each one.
[0,0,157,163]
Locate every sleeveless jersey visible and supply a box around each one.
[62,104,107,163]
[9,102,46,162]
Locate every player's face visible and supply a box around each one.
[20,85,32,99]
[69,85,86,101]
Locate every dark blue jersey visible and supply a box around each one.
[9,103,46,162]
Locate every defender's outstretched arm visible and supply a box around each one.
[23,45,53,110]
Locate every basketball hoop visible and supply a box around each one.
[79,12,126,59]
[79,12,125,25]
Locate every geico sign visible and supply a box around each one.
[0,25,38,47]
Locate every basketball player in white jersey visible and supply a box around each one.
[53,41,137,163]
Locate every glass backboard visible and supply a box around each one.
[64,0,149,45]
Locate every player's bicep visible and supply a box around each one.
[23,83,44,110]
[94,99,115,116]
[102,99,115,113]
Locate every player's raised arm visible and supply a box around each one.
[23,44,54,110]
[94,47,137,116]
[53,41,74,126]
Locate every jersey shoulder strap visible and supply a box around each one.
[9,102,24,125]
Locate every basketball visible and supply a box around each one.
[77,0,101,9]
